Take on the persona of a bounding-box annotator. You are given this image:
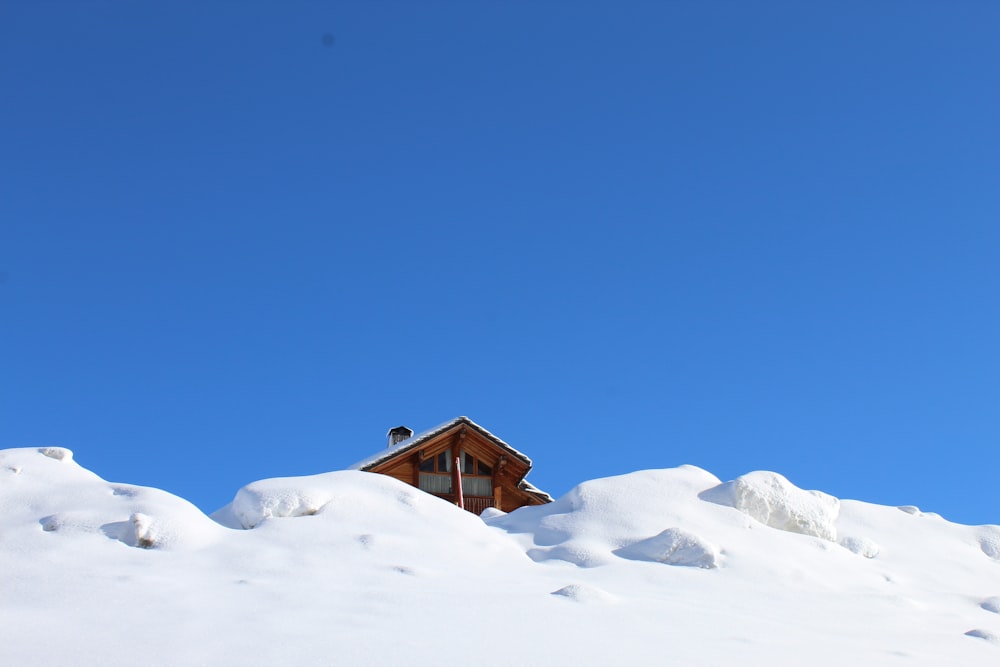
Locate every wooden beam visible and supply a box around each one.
[453,456,464,510]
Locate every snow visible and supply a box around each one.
[550,583,620,604]
[701,470,841,541]
[839,535,881,558]
[616,527,721,568]
[2,446,1000,666]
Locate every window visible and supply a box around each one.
[418,450,451,473]
[417,449,494,498]
[418,448,452,494]
[459,451,493,497]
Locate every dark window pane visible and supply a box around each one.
[419,457,434,472]
[437,452,448,472]
[478,461,492,476]
[463,452,475,474]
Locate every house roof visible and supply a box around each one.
[349,416,553,503]
[349,416,532,471]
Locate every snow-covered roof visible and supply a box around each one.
[517,478,554,503]
[348,416,533,472]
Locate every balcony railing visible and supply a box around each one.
[427,493,496,515]
[463,496,496,515]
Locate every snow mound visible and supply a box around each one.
[229,478,330,528]
[981,597,1000,614]
[0,447,223,551]
[99,512,176,548]
[701,471,840,541]
[616,527,720,568]
[839,535,880,559]
[222,470,427,529]
[550,584,619,604]
[486,466,728,568]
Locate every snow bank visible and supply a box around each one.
[5,448,1000,667]
[0,447,223,551]
[226,475,336,528]
[219,470,437,529]
[486,466,728,568]
[701,471,840,541]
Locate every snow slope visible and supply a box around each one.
[2,447,999,666]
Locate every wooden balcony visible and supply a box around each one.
[431,494,496,516]
[463,496,496,516]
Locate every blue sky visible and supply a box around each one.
[2,2,998,524]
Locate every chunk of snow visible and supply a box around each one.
[230,477,334,529]
[616,527,720,568]
[550,584,618,604]
[38,512,104,534]
[839,536,880,559]
[898,505,921,515]
[130,513,156,548]
[38,447,72,462]
[701,471,840,541]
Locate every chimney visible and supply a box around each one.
[386,425,414,448]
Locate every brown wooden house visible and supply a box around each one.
[350,416,552,515]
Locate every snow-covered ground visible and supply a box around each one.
[2,446,998,666]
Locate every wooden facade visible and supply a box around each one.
[354,417,551,515]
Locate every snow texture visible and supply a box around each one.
[2,446,1000,666]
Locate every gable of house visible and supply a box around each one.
[350,416,551,514]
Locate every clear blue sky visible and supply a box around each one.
[2,2,998,524]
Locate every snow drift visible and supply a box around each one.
[2,447,999,666]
